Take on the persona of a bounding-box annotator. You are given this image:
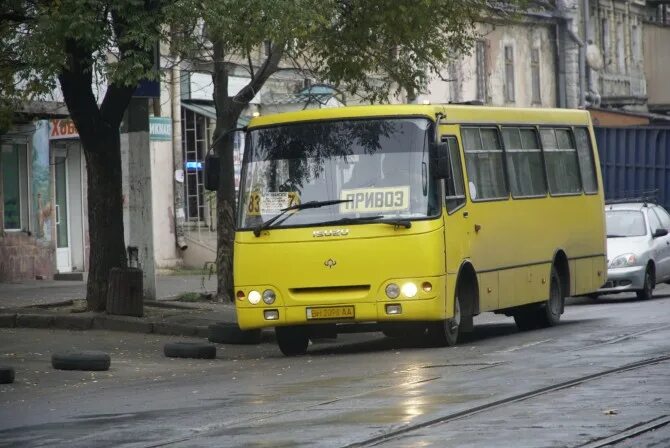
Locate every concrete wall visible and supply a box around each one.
[422,21,557,108]
[151,138,181,269]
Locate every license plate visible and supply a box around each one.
[306,306,355,320]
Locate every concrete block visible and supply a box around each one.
[0,313,17,328]
[52,315,94,330]
[93,315,153,334]
[16,314,54,328]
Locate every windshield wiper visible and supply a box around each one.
[606,234,626,238]
[252,199,353,237]
[317,216,412,229]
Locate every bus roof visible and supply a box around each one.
[247,104,592,129]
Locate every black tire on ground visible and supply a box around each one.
[0,366,15,384]
[164,341,216,359]
[586,293,599,300]
[208,323,262,345]
[636,266,655,300]
[51,351,111,371]
[275,326,309,356]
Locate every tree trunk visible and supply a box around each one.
[106,267,143,317]
[82,132,128,311]
[214,112,238,302]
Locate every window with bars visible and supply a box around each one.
[531,48,541,105]
[181,108,209,222]
[504,45,515,103]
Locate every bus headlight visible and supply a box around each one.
[262,289,276,304]
[401,282,418,298]
[385,283,400,299]
[248,290,262,304]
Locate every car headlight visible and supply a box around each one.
[609,253,637,268]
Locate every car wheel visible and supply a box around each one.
[636,267,654,300]
[275,326,309,356]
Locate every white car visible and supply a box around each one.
[597,201,670,300]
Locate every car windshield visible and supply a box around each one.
[605,210,646,237]
[237,117,440,230]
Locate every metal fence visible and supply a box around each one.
[596,127,670,209]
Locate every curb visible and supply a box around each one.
[0,312,216,338]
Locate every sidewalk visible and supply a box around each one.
[0,274,217,308]
[0,274,239,337]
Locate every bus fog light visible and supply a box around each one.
[422,282,432,292]
[264,309,279,320]
[401,282,418,298]
[386,304,402,315]
[262,289,276,304]
[248,290,261,305]
[385,283,400,299]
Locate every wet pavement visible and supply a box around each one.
[0,287,669,447]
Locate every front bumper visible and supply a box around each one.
[236,295,447,330]
[597,265,646,293]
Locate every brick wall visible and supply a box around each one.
[0,232,54,281]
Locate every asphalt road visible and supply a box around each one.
[1,287,669,448]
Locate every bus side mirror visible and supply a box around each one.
[204,151,219,191]
[432,142,451,180]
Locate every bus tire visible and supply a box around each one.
[275,326,309,356]
[537,266,563,327]
[427,293,460,347]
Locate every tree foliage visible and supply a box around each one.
[2,0,185,309]
[174,0,526,299]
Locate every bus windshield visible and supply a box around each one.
[237,117,440,230]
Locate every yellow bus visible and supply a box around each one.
[232,105,606,356]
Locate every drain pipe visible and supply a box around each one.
[171,61,188,251]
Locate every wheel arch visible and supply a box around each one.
[455,260,480,316]
[552,249,570,297]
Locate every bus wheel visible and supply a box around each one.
[538,266,563,327]
[514,266,563,330]
[427,295,460,347]
[275,326,309,356]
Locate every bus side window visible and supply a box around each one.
[573,127,598,193]
[442,136,466,213]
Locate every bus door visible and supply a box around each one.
[439,126,499,313]
[439,127,471,298]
